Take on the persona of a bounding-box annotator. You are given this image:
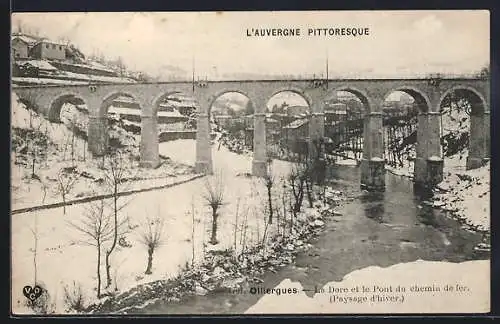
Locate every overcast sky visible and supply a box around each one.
[12,11,489,80]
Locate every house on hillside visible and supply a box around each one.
[11,37,29,59]
[11,35,39,60]
[325,102,348,124]
[266,117,282,145]
[162,99,197,116]
[383,100,407,117]
[30,40,66,60]
[214,115,232,128]
[285,105,310,116]
[282,118,310,153]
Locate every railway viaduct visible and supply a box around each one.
[13,76,490,190]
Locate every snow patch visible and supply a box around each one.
[246,260,489,314]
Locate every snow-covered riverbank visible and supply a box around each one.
[246,259,490,314]
[433,162,490,231]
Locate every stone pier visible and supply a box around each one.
[308,111,325,160]
[466,110,490,169]
[140,114,160,168]
[252,112,268,177]
[414,112,428,186]
[414,111,443,188]
[87,115,108,157]
[195,112,213,174]
[425,111,444,185]
[360,111,386,191]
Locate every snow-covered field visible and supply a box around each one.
[12,137,297,314]
[246,259,489,314]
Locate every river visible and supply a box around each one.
[131,164,489,314]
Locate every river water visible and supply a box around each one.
[133,164,489,314]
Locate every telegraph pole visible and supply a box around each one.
[325,48,329,89]
[192,55,195,93]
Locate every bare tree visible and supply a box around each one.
[56,168,77,215]
[67,199,113,298]
[233,197,240,251]
[29,214,39,287]
[69,116,78,167]
[304,162,315,208]
[191,196,196,267]
[102,152,132,288]
[137,213,165,275]
[202,175,225,245]
[22,115,46,180]
[263,173,275,224]
[288,163,306,217]
[261,204,270,251]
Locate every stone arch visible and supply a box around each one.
[87,91,140,158]
[152,90,196,117]
[439,85,489,170]
[48,92,87,123]
[268,86,313,110]
[331,86,372,114]
[197,89,256,175]
[207,89,254,115]
[99,91,139,117]
[439,85,487,116]
[382,86,438,188]
[383,86,431,113]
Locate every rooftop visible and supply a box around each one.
[34,39,67,46]
[284,118,309,129]
[11,35,39,45]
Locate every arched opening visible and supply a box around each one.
[210,91,253,155]
[323,89,369,165]
[267,90,310,161]
[192,90,254,175]
[155,91,199,134]
[48,93,89,164]
[49,93,86,123]
[382,90,421,176]
[92,92,141,158]
[439,87,488,171]
[154,91,199,166]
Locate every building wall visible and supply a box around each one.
[12,39,29,59]
[31,42,66,60]
[283,121,309,153]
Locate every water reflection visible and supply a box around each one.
[360,192,386,223]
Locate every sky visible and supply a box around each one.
[12,11,489,80]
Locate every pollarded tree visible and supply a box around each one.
[137,213,165,275]
[202,175,225,245]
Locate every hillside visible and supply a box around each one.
[11,32,155,85]
[11,92,195,211]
